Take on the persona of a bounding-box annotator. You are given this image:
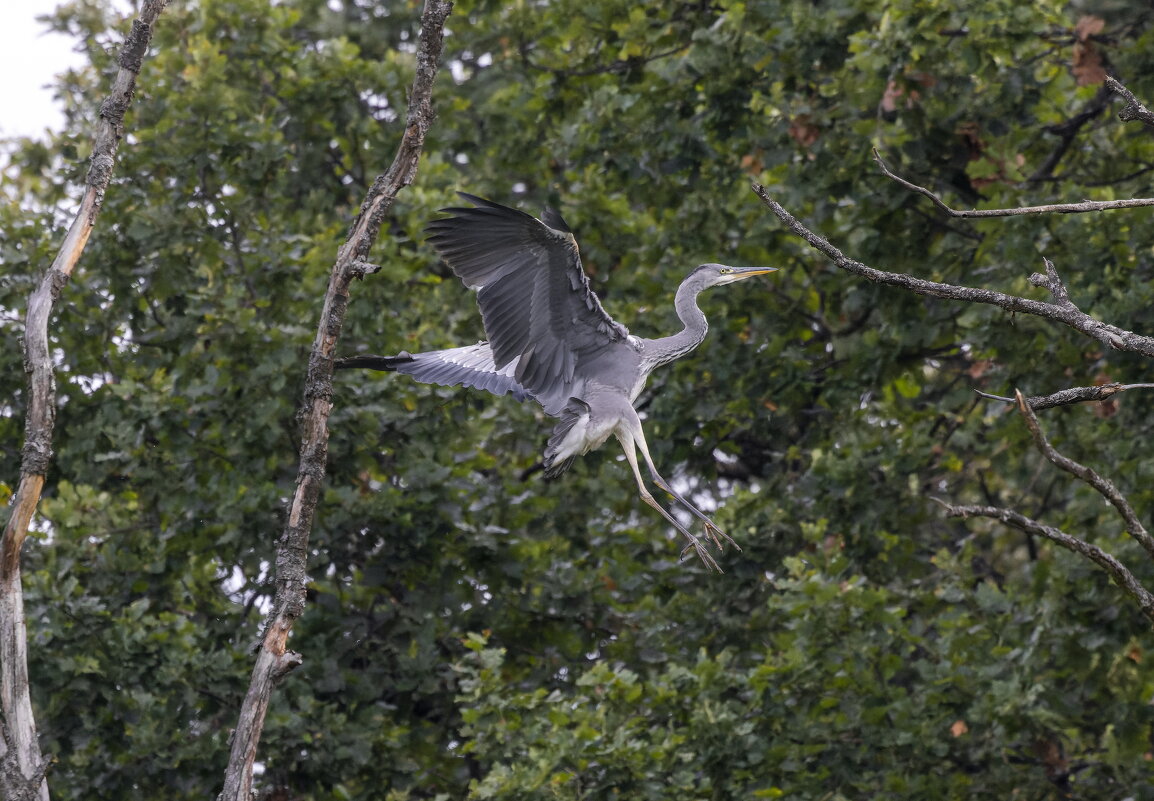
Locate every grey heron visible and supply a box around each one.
[337,193,776,570]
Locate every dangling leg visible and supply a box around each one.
[615,429,721,572]
[627,412,741,553]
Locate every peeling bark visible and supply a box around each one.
[0,4,169,799]
[216,2,453,798]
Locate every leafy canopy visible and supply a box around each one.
[2,0,1153,798]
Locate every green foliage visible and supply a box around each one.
[2,0,1153,798]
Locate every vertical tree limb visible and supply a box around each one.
[0,4,169,799]
[216,2,452,798]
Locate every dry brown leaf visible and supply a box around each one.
[1093,398,1118,418]
[788,114,820,148]
[1074,15,1105,40]
[1072,16,1107,85]
[967,358,994,379]
[740,150,764,175]
[1073,41,1107,85]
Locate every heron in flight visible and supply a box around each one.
[337,194,775,569]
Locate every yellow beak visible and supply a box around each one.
[728,266,779,281]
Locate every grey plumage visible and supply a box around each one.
[424,193,629,415]
[337,193,777,570]
[338,345,530,402]
[543,397,590,479]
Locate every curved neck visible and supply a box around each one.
[647,279,708,369]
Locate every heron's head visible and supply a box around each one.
[694,263,779,288]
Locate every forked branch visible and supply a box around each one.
[935,389,1154,623]
[216,2,452,799]
[936,501,1154,624]
[758,80,1154,624]
[1013,390,1154,559]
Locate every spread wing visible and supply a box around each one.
[425,193,630,406]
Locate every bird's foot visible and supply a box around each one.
[680,535,723,572]
[704,521,742,553]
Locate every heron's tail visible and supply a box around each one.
[336,343,531,403]
[334,354,414,371]
[541,398,590,479]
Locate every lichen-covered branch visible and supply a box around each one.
[938,502,1154,625]
[1106,76,1154,128]
[1013,390,1154,560]
[0,4,169,799]
[974,382,1154,410]
[752,184,1154,358]
[216,2,452,799]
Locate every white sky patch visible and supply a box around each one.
[0,2,85,139]
[0,1,131,140]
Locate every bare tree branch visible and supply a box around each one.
[872,149,1154,217]
[751,183,1154,358]
[1106,76,1154,128]
[975,382,1154,410]
[1028,84,1113,182]
[936,501,1154,624]
[0,3,169,799]
[216,2,452,798]
[1013,389,1154,560]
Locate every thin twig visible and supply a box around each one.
[975,382,1154,410]
[216,2,452,799]
[751,183,1154,358]
[1106,76,1154,128]
[1013,389,1154,560]
[1028,84,1113,182]
[872,149,1154,217]
[525,43,691,77]
[1080,162,1154,187]
[0,4,169,800]
[935,500,1154,624]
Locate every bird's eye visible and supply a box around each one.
[720,267,733,274]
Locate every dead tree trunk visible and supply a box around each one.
[216,2,453,798]
[0,3,170,799]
